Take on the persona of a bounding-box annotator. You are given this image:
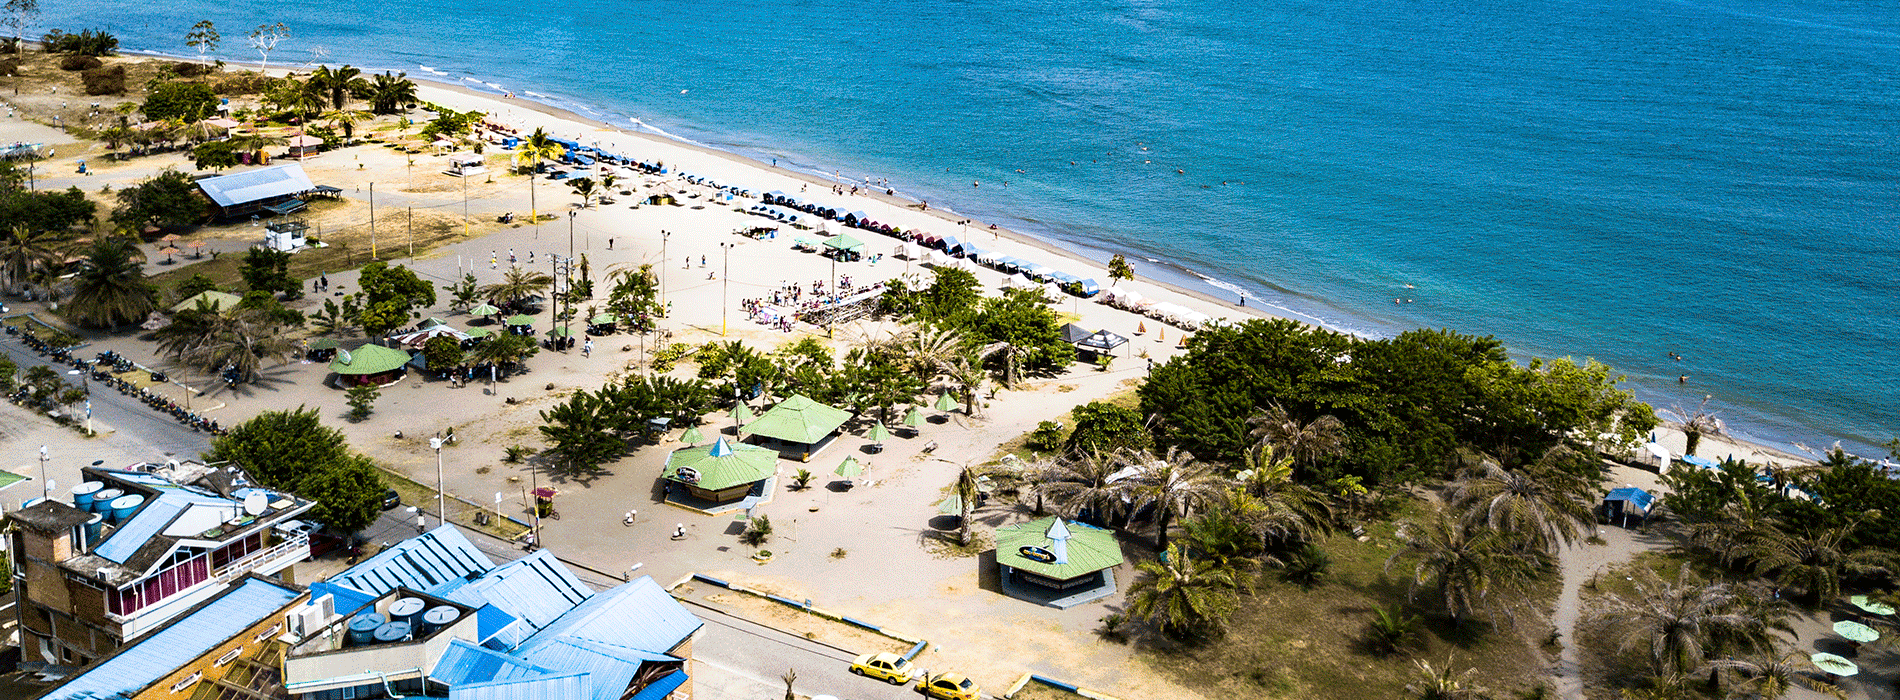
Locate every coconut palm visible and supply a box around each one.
[1708,652,1846,700]
[481,267,554,308]
[0,225,60,293]
[1229,444,1333,543]
[366,71,418,115]
[942,356,987,417]
[1120,446,1226,552]
[1450,453,1594,556]
[321,108,370,143]
[309,64,367,110]
[467,333,538,383]
[1590,563,1790,678]
[513,128,566,223]
[155,300,296,384]
[1029,449,1132,524]
[1750,512,1898,603]
[1124,543,1244,641]
[1386,508,1540,627]
[67,237,158,328]
[899,323,969,379]
[568,176,598,208]
[1246,403,1346,471]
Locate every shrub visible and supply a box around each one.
[739,515,773,547]
[1026,420,1065,453]
[791,468,813,490]
[142,81,218,122]
[504,444,533,463]
[80,66,124,96]
[1366,606,1420,655]
[1280,543,1332,588]
[170,61,210,78]
[41,29,118,57]
[0,58,18,76]
[58,54,101,71]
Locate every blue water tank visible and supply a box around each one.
[347,613,385,646]
[420,605,460,635]
[71,482,104,511]
[83,513,103,546]
[372,621,411,644]
[88,489,122,513]
[107,494,144,523]
[388,597,425,625]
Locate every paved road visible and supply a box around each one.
[0,333,210,477]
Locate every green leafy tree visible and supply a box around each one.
[1107,253,1134,285]
[605,264,660,329]
[538,390,624,474]
[1066,401,1151,454]
[1450,453,1595,556]
[141,81,217,121]
[1119,447,1225,552]
[112,170,205,231]
[184,20,219,69]
[357,261,435,335]
[207,408,387,532]
[0,186,97,234]
[975,288,1071,385]
[310,294,363,337]
[191,140,238,171]
[444,272,481,311]
[422,335,463,373]
[345,382,379,420]
[1751,511,1899,604]
[68,236,158,327]
[1124,543,1244,641]
[468,332,538,381]
[155,296,295,384]
[831,348,923,423]
[1386,508,1541,627]
[238,246,297,297]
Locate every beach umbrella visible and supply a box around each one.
[421,317,450,328]
[732,401,755,424]
[1809,652,1858,677]
[308,337,339,350]
[547,326,572,337]
[1850,594,1895,616]
[680,425,703,445]
[1834,620,1880,644]
[589,312,618,325]
[505,314,535,326]
[187,240,206,257]
[469,303,501,316]
[903,406,924,428]
[834,456,863,478]
[865,422,890,445]
[159,233,181,244]
[934,392,957,413]
[159,246,179,263]
[462,327,492,339]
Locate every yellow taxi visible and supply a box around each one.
[919,671,980,700]
[848,652,916,684]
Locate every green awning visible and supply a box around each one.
[547,326,573,337]
[995,516,1125,580]
[822,233,865,252]
[743,394,854,445]
[865,422,890,443]
[462,327,492,339]
[308,337,340,350]
[679,425,703,445]
[834,456,863,478]
[328,344,413,375]
[903,406,924,428]
[171,290,243,313]
[589,313,618,325]
[469,303,501,316]
[934,392,957,412]
[505,314,535,326]
[421,317,450,328]
[663,438,777,492]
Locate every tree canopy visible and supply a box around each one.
[142,81,217,121]
[112,170,205,231]
[206,408,385,532]
[357,261,435,335]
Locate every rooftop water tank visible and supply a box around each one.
[89,489,123,513]
[346,613,385,646]
[107,495,144,524]
[420,605,459,635]
[388,597,426,625]
[83,513,103,547]
[71,482,104,511]
[372,620,411,644]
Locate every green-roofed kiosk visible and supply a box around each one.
[742,394,855,462]
[663,437,778,503]
[995,516,1125,609]
[327,343,413,386]
[170,290,244,313]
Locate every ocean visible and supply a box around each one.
[53,0,1900,456]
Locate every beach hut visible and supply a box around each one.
[445,153,486,177]
[285,134,325,159]
[170,290,244,314]
[823,233,866,261]
[662,438,778,504]
[994,517,1125,609]
[1600,487,1655,528]
[327,344,413,386]
[743,394,854,462]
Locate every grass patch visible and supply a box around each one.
[378,467,529,540]
[921,530,993,559]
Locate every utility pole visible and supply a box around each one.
[407,206,414,261]
[721,242,731,337]
[430,438,446,526]
[38,445,47,500]
[369,182,377,260]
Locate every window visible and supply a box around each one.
[254,623,281,643]
[215,646,243,666]
[170,671,202,693]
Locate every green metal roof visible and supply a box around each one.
[743,394,854,444]
[663,439,777,491]
[170,290,243,313]
[328,343,414,375]
[822,234,865,252]
[308,337,340,350]
[995,517,1124,580]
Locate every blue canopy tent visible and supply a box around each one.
[960,244,987,260]
[940,236,962,253]
[1600,487,1655,528]
[1075,279,1102,297]
[1680,454,1719,469]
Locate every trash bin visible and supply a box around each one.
[474,511,491,526]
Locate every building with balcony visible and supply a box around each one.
[8,462,315,669]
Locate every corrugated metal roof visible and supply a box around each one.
[42,578,300,700]
[449,670,591,700]
[93,492,189,563]
[195,164,314,207]
[518,577,701,656]
[630,670,689,700]
[474,604,520,646]
[441,549,592,640]
[995,516,1124,580]
[517,637,655,700]
[431,638,553,687]
[330,525,493,596]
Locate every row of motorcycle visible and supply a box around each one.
[7,330,227,435]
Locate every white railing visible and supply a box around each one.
[215,534,311,584]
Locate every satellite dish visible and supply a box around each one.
[244,492,268,516]
[337,348,353,364]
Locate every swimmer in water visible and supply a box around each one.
[1404,283,1415,289]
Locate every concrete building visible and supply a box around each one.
[8,462,315,669]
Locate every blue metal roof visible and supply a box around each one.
[518,577,700,655]
[195,164,314,208]
[449,670,591,700]
[474,604,521,646]
[330,525,494,597]
[42,578,300,700]
[431,638,553,687]
[1604,487,1655,513]
[436,549,592,642]
[93,492,189,564]
[518,638,646,700]
[308,581,378,618]
[631,670,689,700]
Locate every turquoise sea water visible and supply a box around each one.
[55,0,1900,455]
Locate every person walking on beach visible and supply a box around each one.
[509,249,517,265]
[490,252,497,269]
[583,338,593,357]
[608,237,614,250]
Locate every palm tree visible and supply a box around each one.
[942,356,987,417]
[309,64,367,110]
[1450,454,1594,556]
[1404,656,1491,700]
[467,333,537,383]
[0,225,60,293]
[1028,449,1131,524]
[1751,512,1898,604]
[481,267,554,308]
[513,128,566,223]
[1120,446,1226,552]
[1124,543,1243,641]
[367,71,418,115]
[899,323,969,379]
[568,177,597,208]
[1229,444,1333,543]
[321,108,370,144]
[1589,563,1789,679]
[1246,403,1346,471]
[1385,508,1540,627]
[155,301,295,384]
[67,237,158,328]
[1708,652,1846,700]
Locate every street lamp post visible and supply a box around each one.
[720,242,732,337]
[65,369,90,435]
[430,437,446,526]
[38,445,47,500]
